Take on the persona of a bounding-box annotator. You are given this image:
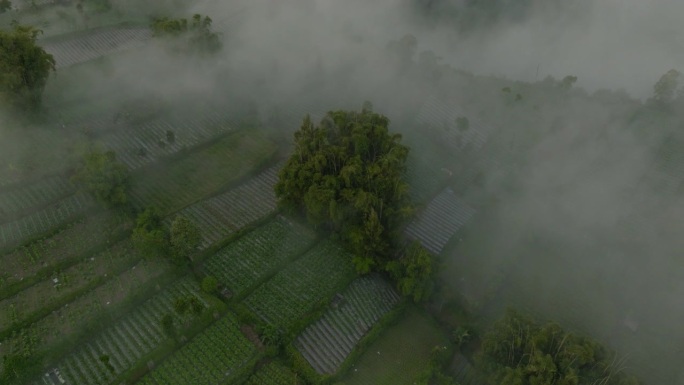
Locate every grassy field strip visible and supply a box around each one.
[294,274,401,375]
[201,216,316,298]
[0,191,97,250]
[177,164,281,248]
[50,276,205,385]
[0,211,128,299]
[135,313,258,385]
[340,306,449,385]
[42,26,152,69]
[129,131,277,214]
[244,361,300,385]
[0,176,74,222]
[0,258,168,361]
[243,240,356,330]
[0,240,140,336]
[404,188,476,255]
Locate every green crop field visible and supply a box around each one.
[202,216,316,297]
[243,240,357,330]
[245,361,302,385]
[340,306,450,385]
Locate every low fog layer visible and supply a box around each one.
[3,0,684,383]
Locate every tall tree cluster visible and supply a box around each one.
[0,24,55,110]
[275,105,414,273]
[479,310,640,385]
[151,14,221,55]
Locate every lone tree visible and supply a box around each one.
[73,150,129,208]
[0,24,56,110]
[151,14,221,55]
[169,215,201,265]
[132,207,168,259]
[275,103,413,273]
[652,69,681,105]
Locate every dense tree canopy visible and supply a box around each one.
[479,310,640,385]
[132,207,168,259]
[0,24,56,110]
[275,104,413,272]
[0,1,11,14]
[72,150,129,208]
[151,14,221,55]
[169,215,202,265]
[386,241,433,302]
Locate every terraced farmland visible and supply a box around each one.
[416,95,493,153]
[244,240,356,330]
[136,313,258,385]
[176,164,281,248]
[99,110,244,170]
[0,240,140,334]
[129,131,277,213]
[51,276,206,385]
[202,216,316,297]
[0,211,128,295]
[294,274,401,374]
[42,25,152,68]
[0,191,96,249]
[0,176,74,220]
[404,188,476,255]
[245,361,300,385]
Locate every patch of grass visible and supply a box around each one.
[340,306,449,385]
[129,129,278,213]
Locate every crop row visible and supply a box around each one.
[416,95,492,152]
[43,26,152,68]
[0,176,74,221]
[294,274,401,374]
[0,191,95,249]
[243,240,356,330]
[0,240,139,332]
[100,110,242,170]
[245,361,299,385]
[55,276,205,385]
[136,313,257,385]
[404,188,476,255]
[0,211,128,296]
[176,165,280,248]
[202,216,316,297]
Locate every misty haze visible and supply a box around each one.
[1,0,683,384]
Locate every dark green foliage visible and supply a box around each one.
[0,23,56,110]
[160,313,176,338]
[169,215,201,264]
[201,275,218,295]
[173,296,190,315]
[386,241,433,302]
[561,75,578,90]
[652,69,680,104]
[416,345,457,385]
[188,296,203,316]
[151,14,221,55]
[275,104,413,272]
[478,310,641,385]
[0,353,38,383]
[73,150,130,208]
[99,355,114,373]
[132,207,169,259]
[259,323,283,347]
[0,1,11,13]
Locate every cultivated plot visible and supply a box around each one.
[176,164,281,248]
[42,26,152,68]
[295,274,401,375]
[135,313,258,385]
[243,240,356,330]
[202,216,316,297]
[404,188,476,255]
